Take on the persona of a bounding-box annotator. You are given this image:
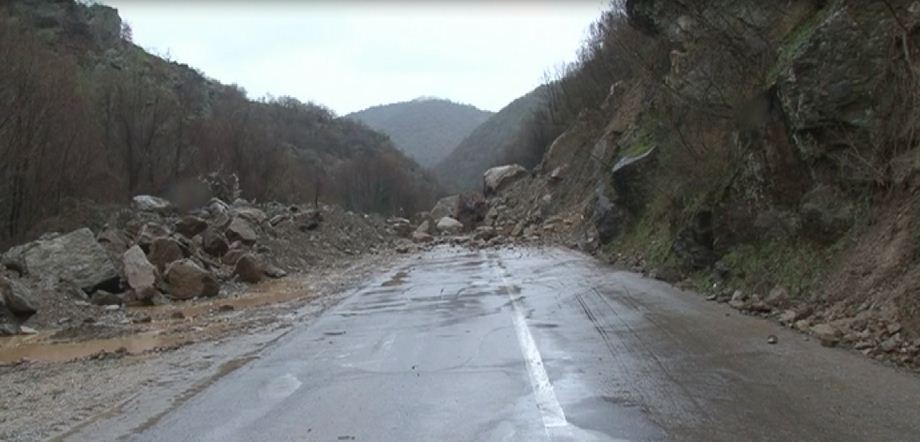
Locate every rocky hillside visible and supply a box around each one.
[480,0,920,370]
[346,98,493,168]
[434,87,548,192]
[0,0,436,249]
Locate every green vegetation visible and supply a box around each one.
[718,241,830,296]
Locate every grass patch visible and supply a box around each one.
[718,240,833,297]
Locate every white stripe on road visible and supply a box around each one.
[493,262,572,440]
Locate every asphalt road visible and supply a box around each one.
[134,246,920,441]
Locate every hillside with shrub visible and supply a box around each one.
[480,0,920,368]
[346,98,492,168]
[434,87,549,192]
[0,0,436,249]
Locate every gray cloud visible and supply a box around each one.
[106,1,605,114]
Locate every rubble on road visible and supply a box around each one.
[0,188,404,337]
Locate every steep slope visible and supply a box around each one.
[483,0,920,370]
[346,98,492,168]
[434,87,547,192]
[0,0,436,247]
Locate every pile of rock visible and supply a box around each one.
[0,195,306,334]
[709,285,920,369]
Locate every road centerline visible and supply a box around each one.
[491,256,571,440]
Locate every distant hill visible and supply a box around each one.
[434,87,548,192]
[346,98,493,168]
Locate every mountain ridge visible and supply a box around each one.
[346,98,493,168]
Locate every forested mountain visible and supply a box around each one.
[0,0,436,247]
[434,88,547,192]
[346,98,492,168]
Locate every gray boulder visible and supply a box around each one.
[436,217,463,235]
[175,216,208,238]
[17,228,118,292]
[0,276,37,319]
[233,254,263,284]
[0,321,19,336]
[131,195,173,212]
[811,323,841,347]
[207,198,233,228]
[415,220,434,235]
[390,218,413,238]
[164,259,220,300]
[411,231,433,243]
[123,245,157,292]
[226,217,258,244]
[148,237,185,273]
[201,228,230,258]
[430,195,460,221]
[483,164,527,195]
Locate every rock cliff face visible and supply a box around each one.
[490,0,920,368]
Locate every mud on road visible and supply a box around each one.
[0,252,401,442]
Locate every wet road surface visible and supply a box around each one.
[133,246,920,441]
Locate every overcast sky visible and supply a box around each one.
[103,1,607,115]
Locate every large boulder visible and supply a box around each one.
[207,198,233,228]
[483,164,527,195]
[0,276,37,320]
[455,194,488,229]
[1,242,30,273]
[134,222,171,251]
[389,218,413,238]
[164,259,220,300]
[226,217,258,244]
[16,228,119,292]
[123,245,157,292]
[411,231,433,243]
[148,237,185,273]
[131,195,173,212]
[436,217,464,235]
[233,254,263,284]
[430,195,460,221]
[201,228,230,258]
[175,216,208,238]
[415,220,434,235]
[96,228,130,258]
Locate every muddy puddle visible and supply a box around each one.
[0,332,189,364]
[0,279,313,365]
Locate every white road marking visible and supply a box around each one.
[493,262,572,440]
